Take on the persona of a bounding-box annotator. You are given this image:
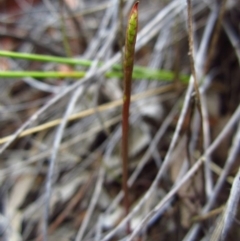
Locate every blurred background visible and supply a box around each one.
[0,0,240,240]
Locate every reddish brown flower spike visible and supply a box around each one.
[124,1,139,70]
[121,2,139,225]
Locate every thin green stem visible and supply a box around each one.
[0,50,189,82]
[0,50,91,66]
[60,8,73,57]
[0,70,189,82]
[0,71,86,78]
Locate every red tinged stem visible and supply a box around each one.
[121,1,139,233]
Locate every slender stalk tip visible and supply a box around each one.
[124,2,139,70]
[121,1,139,229]
[131,1,139,13]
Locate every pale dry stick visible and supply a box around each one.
[118,0,124,63]
[85,1,124,137]
[209,162,234,185]
[101,72,195,241]
[149,27,171,72]
[122,74,194,229]
[102,118,145,214]
[43,84,88,241]
[101,47,237,240]
[182,5,238,241]
[75,1,121,18]
[138,0,182,36]
[1,96,50,112]
[0,101,158,224]
[126,103,240,241]
[0,31,63,56]
[199,72,217,195]
[0,116,121,179]
[223,20,240,65]
[190,6,220,201]
[187,74,216,204]
[183,116,240,241]
[136,1,209,77]
[0,48,123,154]
[88,0,187,66]
[186,0,206,193]
[136,26,171,92]
[87,10,119,136]
[102,24,172,210]
[209,212,225,241]
[0,13,130,151]
[70,1,118,138]
[0,0,195,198]
[95,104,177,237]
[210,167,240,240]
[0,189,8,241]
[42,0,59,19]
[204,0,228,73]
[103,123,121,168]
[24,76,60,93]
[27,5,65,57]
[101,109,142,172]
[84,0,118,58]
[192,206,224,223]
[43,12,120,239]
[5,19,116,241]
[195,7,218,78]
[0,6,194,239]
[0,83,78,153]
[127,158,203,241]
[1,1,120,24]
[123,0,135,16]
[133,22,170,168]
[20,143,108,240]
[22,79,56,93]
[105,100,179,215]
[0,85,174,145]
[62,0,88,51]
[187,2,222,201]
[75,167,105,241]
[100,2,202,221]
[56,0,118,184]
[102,92,177,187]
[58,116,120,151]
[140,2,213,76]
[48,174,94,233]
[137,0,209,76]
[94,215,104,241]
[59,0,73,57]
[60,138,109,185]
[144,144,191,234]
[71,5,117,241]
[91,79,111,136]
[9,58,60,93]
[1,0,196,158]
[201,90,212,189]
[102,96,163,183]
[212,129,240,241]
[136,0,190,51]
[145,151,189,230]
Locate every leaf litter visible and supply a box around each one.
[0,0,240,240]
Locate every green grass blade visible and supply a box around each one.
[0,50,189,82]
[0,70,189,83]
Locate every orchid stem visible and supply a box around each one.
[122,1,139,233]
